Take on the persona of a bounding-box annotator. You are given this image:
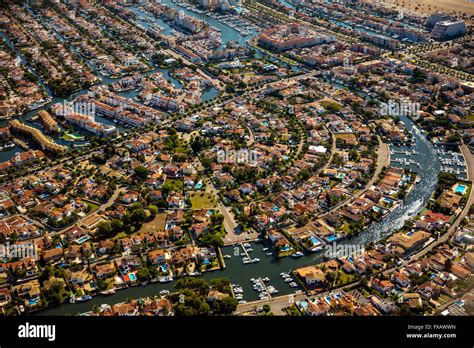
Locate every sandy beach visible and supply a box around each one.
[381,0,474,23]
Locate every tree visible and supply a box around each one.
[325,272,335,289]
[444,258,452,272]
[262,304,271,313]
[110,219,124,233]
[219,296,238,314]
[134,166,148,180]
[148,205,158,216]
[96,221,112,238]
[137,267,151,281]
[130,208,147,225]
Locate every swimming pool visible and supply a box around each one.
[298,300,308,310]
[27,297,40,306]
[407,231,414,237]
[75,235,90,244]
[326,235,338,242]
[129,273,137,282]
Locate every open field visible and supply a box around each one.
[189,192,216,209]
[139,213,167,234]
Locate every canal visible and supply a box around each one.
[0,1,223,163]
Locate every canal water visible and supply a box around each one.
[35,113,440,315]
[4,0,441,315]
[0,1,223,163]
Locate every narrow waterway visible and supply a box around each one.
[0,1,223,162]
[35,113,440,315]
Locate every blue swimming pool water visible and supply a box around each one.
[28,297,40,305]
[299,300,308,310]
[455,184,467,194]
[326,235,338,242]
[76,235,89,244]
[129,273,137,282]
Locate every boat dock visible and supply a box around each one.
[240,242,251,261]
[258,277,272,299]
[12,137,29,150]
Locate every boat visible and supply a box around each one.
[251,258,260,263]
[238,300,247,304]
[262,277,270,282]
[100,289,116,296]
[75,295,92,302]
[268,287,278,294]
[284,278,292,283]
[266,252,273,256]
[289,282,298,288]
[223,254,231,259]
[262,248,269,251]
[160,290,170,296]
[141,281,149,286]
[291,252,304,258]
[243,260,251,264]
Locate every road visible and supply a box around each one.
[406,143,474,262]
[164,48,224,90]
[319,137,390,219]
[235,281,358,315]
[192,157,255,244]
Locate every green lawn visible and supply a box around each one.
[86,202,100,213]
[189,192,216,209]
[112,232,127,240]
[334,270,358,287]
[163,178,183,192]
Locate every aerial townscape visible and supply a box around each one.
[0,0,473,321]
